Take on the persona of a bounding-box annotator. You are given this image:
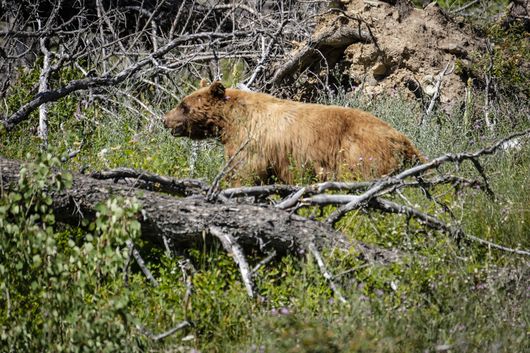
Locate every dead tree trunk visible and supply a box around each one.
[0,156,394,261]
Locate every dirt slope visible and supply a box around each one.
[344,1,482,108]
[273,0,487,111]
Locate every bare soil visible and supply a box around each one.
[276,0,489,112]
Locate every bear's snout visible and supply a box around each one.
[162,116,170,129]
[162,110,184,133]
[163,116,188,138]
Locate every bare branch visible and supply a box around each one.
[421,61,453,125]
[326,129,530,225]
[452,0,481,13]
[370,198,530,256]
[209,226,255,298]
[207,137,251,201]
[90,168,209,196]
[221,184,300,200]
[36,18,51,148]
[276,187,307,210]
[137,320,190,341]
[316,181,373,193]
[308,242,347,303]
[127,240,159,287]
[1,31,251,131]
[251,250,277,275]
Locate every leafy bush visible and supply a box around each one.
[484,21,530,99]
[0,153,143,352]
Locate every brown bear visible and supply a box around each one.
[163,81,425,184]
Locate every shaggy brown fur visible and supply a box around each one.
[163,81,425,184]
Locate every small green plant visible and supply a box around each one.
[0,152,143,352]
[487,21,530,99]
[220,59,247,88]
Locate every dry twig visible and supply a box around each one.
[421,61,454,125]
[308,242,348,303]
[209,226,255,298]
[136,321,190,342]
[126,240,159,287]
[326,129,530,225]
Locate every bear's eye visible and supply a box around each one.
[180,103,190,114]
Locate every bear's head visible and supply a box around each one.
[163,80,228,139]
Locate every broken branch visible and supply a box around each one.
[210,226,255,298]
[326,129,530,225]
[1,31,251,131]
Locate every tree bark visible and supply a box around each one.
[270,19,373,86]
[0,156,396,261]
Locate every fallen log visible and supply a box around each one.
[0,156,397,262]
[270,13,374,86]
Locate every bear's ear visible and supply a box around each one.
[200,79,209,88]
[209,81,226,99]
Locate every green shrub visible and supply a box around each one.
[0,153,143,352]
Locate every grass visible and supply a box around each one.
[1,68,529,352]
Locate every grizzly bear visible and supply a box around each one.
[163,81,424,184]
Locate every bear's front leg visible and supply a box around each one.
[223,146,270,186]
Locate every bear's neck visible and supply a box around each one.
[218,89,281,144]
